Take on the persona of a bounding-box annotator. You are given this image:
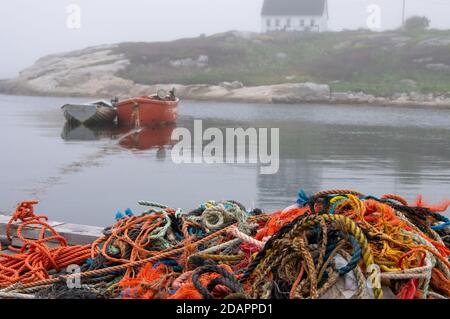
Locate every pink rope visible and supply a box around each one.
[172,270,194,289]
[227,226,265,249]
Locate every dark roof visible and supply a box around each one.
[261,0,327,16]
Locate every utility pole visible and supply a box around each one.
[402,0,406,28]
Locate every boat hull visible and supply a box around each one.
[116,97,179,128]
[62,104,116,125]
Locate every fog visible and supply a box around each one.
[1,0,449,79]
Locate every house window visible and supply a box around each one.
[286,18,291,28]
[275,19,280,27]
[266,19,271,27]
[300,19,305,27]
[311,19,315,26]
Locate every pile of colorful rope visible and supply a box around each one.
[0,190,449,299]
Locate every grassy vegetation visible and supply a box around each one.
[114,29,450,96]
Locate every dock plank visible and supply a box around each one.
[53,223,104,246]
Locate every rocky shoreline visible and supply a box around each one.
[2,80,450,109]
[1,44,450,108]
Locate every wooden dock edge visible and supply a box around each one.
[0,215,104,249]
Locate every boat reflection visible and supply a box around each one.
[118,125,175,151]
[61,122,175,151]
[61,122,124,141]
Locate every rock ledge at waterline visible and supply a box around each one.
[1,43,450,108]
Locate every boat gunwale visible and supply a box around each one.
[117,97,180,107]
[61,100,114,110]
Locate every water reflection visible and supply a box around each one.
[61,123,175,152]
[118,125,175,151]
[61,123,123,142]
[60,112,450,213]
[2,95,449,225]
[256,121,450,210]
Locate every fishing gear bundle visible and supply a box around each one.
[0,189,449,299]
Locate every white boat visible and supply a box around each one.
[61,100,117,125]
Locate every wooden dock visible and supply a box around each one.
[0,215,104,252]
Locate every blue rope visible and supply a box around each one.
[432,221,450,230]
[115,208,134,221]
[153,259,183,272]
[323,235,361,275]
[296,189,311,207]
[115,211,126,221]
[361,195,382,201]
[324,238,338,258]
[336,236,362,275]
[124,208,135,217]
[174,232,184,241]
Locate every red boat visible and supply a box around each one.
[115,89,179,128]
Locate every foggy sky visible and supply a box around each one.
[1,0,449,79]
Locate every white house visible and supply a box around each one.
[261,0,329,32]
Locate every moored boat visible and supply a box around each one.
[116,89,179,128]
[62,100,117,125]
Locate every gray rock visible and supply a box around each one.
[353,92,376,103]
[197,55,209,64]
[169,55,209,68]
[417,36,450,47]
[0,45,133,96]
[375,97,388,104]
[426,63,450,72]
[219,81,233,90]
[331,92,351,102]
[272,82,330,103]
[408,91,422,101]
[275,52,288,60]
[408,91,434,102]
[392,92,409,100]
[230,81,244,89]
[297,83,330,100]
[219,81,244,90]
[331,91,377,104]
[413,57,433,64]
[170,58,195,67]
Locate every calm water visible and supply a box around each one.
[1,94,449,226]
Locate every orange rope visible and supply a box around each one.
[0,201,91,288]
[414,195,450,213]
[430,268,450,297]
[289,264,305,299]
